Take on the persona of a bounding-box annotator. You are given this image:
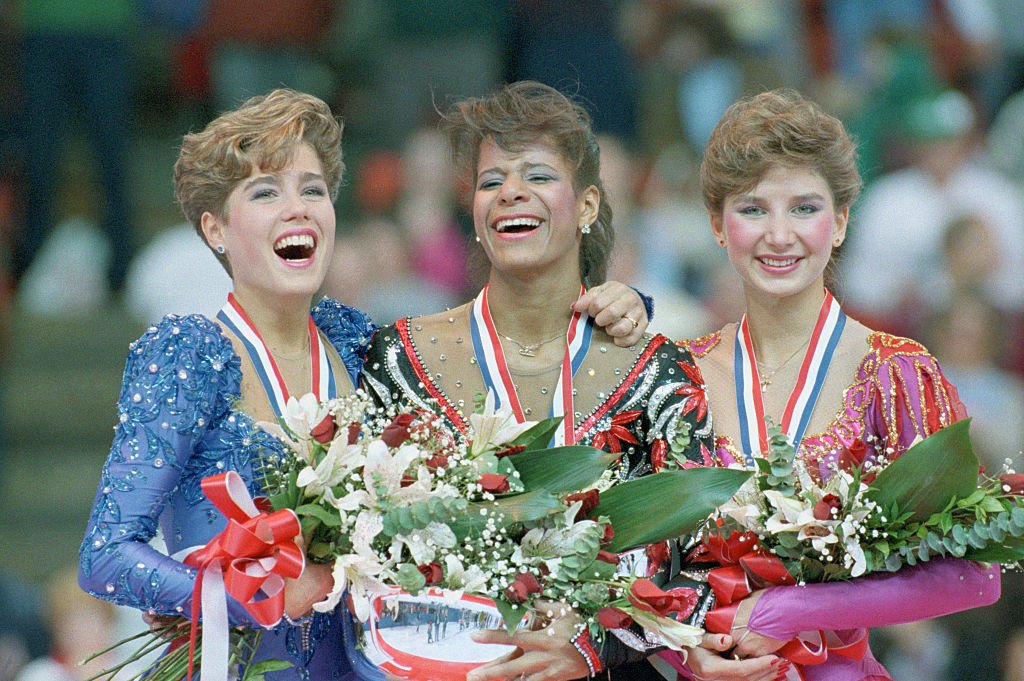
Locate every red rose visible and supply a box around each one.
[346,422,362,444]
[813,493,843,521]
[646,541,670,571]
[600,523,615,546]
[310,414,338,444]
[424,453,450,471]
[496,444,526,458]
[478,473,510,494]
[1000,473,1024,496]
[596,550,620,565]
[417,562,443,585]
[838,439,869,472]
[566,489,600,521]
[626,579,679,617]
[382,413,416,447]
[665,587,699,620]
[503,572,542,604]
[626,579,698,617]
[597,606,633,629]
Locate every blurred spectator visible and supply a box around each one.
[924,292,1024,473]
[200,0,339,110]
[873,619,954,681]
[840,87,1024,331]
[508,0,638,142]
[631,143,725,300]
[123,223,232,324]
[623,0,748,157]
[1003,627,1024,681]
[12,0,138,298]
[16,218,111,317]
[397,124,469,300]
[844,32,946,183]
[367,1,508,148]
[0,572,47,681]
[987,86,1024,185]
[323,220,457,325]
[15,567,118,681]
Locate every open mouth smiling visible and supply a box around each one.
[493,217,542,234]
[758,256,800,267]
[273,233,316,261]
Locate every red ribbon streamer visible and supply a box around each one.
[703,531,867,676]
[182,471,305,679]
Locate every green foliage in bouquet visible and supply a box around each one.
[720,419,1024,584]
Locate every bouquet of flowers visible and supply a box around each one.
[87,391,750,681]
[699,419,1023,675]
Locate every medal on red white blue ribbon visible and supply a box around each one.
[734,290,846,462]
[217,293,336,416]
[470,284,593,446]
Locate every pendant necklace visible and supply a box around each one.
[756,337,809,392]
[499,331,565,357]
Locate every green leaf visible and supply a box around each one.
[600,468,752,553]
[494,597,528,632]
[964,535,1024,562]
[395,563,427,593]
[450,490,565,537]
[511,417,564,451]
[511,445,616,494]
[295,503,341,527]
[868,420,979,522]
[242,659,293,680]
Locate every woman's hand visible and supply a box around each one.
[730,590,788,659]
[573,282,648,346]
[465,604,588,681]
[142,611,187,638]
[685,644,786,681]
[284,561,334,620]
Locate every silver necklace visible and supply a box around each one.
[500,331,564,357]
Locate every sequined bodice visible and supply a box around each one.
[78,298,377,680]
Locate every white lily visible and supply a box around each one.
[316,551,391,622]
[468,390,535,457]
[282,393,332,440]
[363,440,423,499]
[627,609,705,651]
[296,442,354,497]
[257,420,312,465]
[443,554,489,596]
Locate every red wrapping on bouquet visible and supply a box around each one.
[703,532,866,678]
[180,471,305,680]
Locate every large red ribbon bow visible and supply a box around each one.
[181,471,305,680]
[703,531,866,680]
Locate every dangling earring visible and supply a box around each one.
[580,224,591,235]
[215,244,226,254]
[474,235,481,243]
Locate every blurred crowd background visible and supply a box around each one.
[0,0,1022,679]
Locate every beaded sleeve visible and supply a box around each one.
[77,315,265,625]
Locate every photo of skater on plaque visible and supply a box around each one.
[356,589,531,678]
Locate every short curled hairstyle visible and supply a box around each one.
[700,89,862,215]
[173,88,344,271]
[441,81,613,286]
